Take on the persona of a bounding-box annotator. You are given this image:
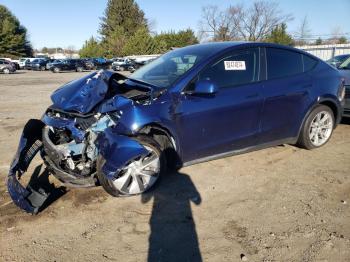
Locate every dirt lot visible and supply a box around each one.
[0,70,349,262]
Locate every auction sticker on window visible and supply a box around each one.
[224,61,246,70]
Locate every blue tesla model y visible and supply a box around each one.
[8,42,345,213]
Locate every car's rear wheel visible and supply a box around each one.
[40,66,45,71]
[3,68,10,74]
[297,105,335,149]
[53,67,60,73]
[97,136,165,197]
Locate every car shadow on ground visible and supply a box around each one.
[27,164,67,213]
[141,170,203,262]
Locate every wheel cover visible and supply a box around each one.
[308,111,333,146]
[112,145,160,195]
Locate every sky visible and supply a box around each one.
[0,0,349,50]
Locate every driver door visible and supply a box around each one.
[174,48,264,163]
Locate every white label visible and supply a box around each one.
[224,61,246,70]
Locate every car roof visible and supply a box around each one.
[178,41,318,60]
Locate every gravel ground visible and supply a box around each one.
[0,70,349,262]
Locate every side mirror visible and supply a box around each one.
[193,79,219,95]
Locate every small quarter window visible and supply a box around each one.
[266,48,303,79]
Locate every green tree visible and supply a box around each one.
[79,36,104,58]
[315,37,322,45]
[0,5,33,58]
[338,36,347,44]
[154,29,198,49]
[265,23,293,46]
[99,0,148,56]
[122,27,167,56]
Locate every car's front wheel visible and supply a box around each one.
[97,136,165,197]
[53,67,60,73]
[297,105,335,149]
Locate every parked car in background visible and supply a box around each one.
[0,59,16,74]
[93,58,112,69]
[326,54,350,68]
[81,58,96,70]
[338,57,350,117]
[50,59,86,73]
[7,42,345,213]
[19,58,31,69]
[112,58,135,71]
[30,58,50,71]
[46,59,63,70]
[0,58,19,70]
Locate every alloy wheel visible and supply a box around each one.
[112,146,160,195]
[308,111,333,146]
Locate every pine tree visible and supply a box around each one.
[79,37,104,58]
[99,0,147,56]
[154,29,199,49]
[265,23,293,46]
[122,27,167,56]
[0,5,33,58]
[315,37,322,45]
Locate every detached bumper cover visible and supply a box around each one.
[7,119,48,214]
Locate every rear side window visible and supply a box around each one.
[303,55,318,72]
[266,48,303,79]
[199,48,259,88]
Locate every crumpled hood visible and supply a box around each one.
[50,70,114,114]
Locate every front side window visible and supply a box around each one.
[198,48,259,88]
[267,48,303,79]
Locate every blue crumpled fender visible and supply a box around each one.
[7,119,48,214]
[95,127,148,180]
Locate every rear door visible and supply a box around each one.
[259,47,312,143]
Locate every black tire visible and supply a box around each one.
[297,105,335,150]
[40,66,46,71]
[76,67,83,72]
[53,67,60,73]
[97,136,166,197]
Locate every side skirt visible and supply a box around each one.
[182,137,297,167]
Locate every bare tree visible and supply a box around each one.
[295,15,311,44]
[198,1,293,42]
[329,26,344,44]
[198,5,233,41]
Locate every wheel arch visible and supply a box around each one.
[297,97,340,142]
[137,123,182,168]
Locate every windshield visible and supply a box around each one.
[130,45,221,89]
[339,57,350,69]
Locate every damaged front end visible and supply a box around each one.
[7,70,162,213]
